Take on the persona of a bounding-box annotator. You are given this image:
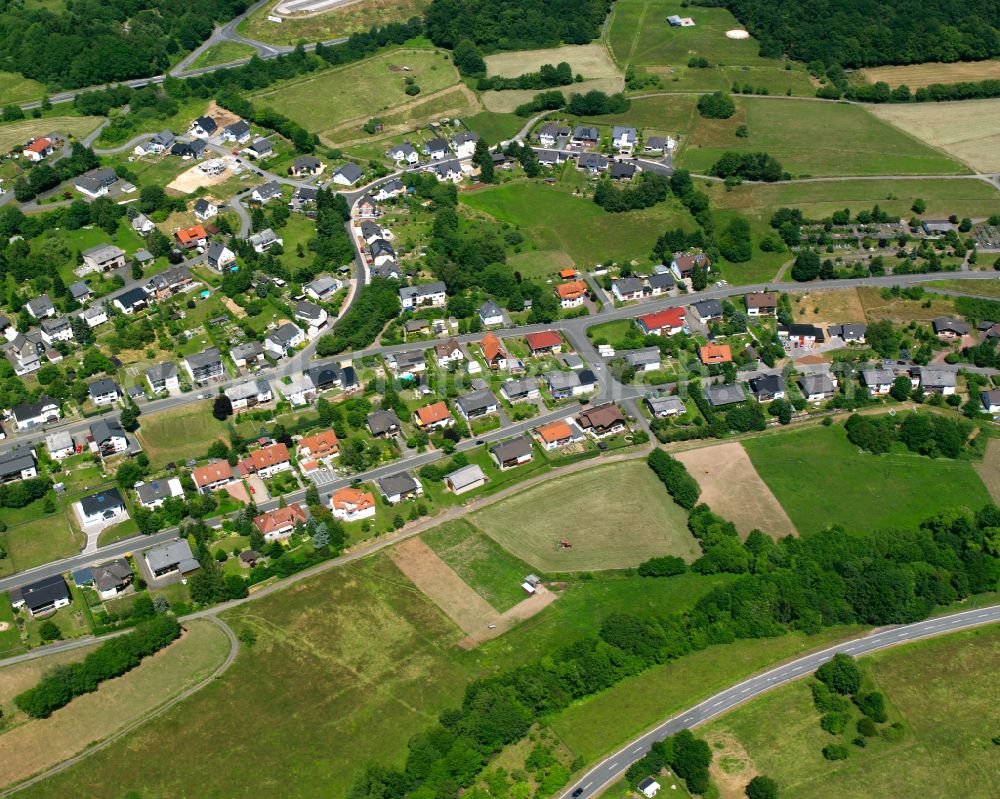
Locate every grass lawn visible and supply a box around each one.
[136,403,230,470]
[238,0,429,46]
[422,520,534,611]
[0,598,24,659]
[678,98,968,177]
[0,116,103,154]
[470,460,700,571]
[925,278,1000,298]
[708,177,1000,221]
[0,619,231,792]
[743,423,992,535]
[97,517,139,547]
[0,71,46,105]
[700,626,1000,799]
[461,179,692,268]
[587,318,634,347]
[506,248,576,281]
[464,111,528,144]
[190,41,256,70]
[5,510,82,574]
[250,48,459,138]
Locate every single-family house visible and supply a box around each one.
[145,540,199,579]
[490,436,534,470]
[748,374,785,401]
[646,272,675,296]
[610,162,638,182]
[305,363,348,394]
[390,142,419,165]
[698,343,732,365]
[646,395,686,417]
[450,131,479,158]
[918,367,957,395]
[82,304,109,328]
[69,281,93,302]
[692,298,724,322]
[644,136,668,154]
[455,389,499,420]
[82,243,127,274]
[429,159,462,182]
[424,137,448,160]
[445,464,487,495]
[861,368,895,395]
[556,280,589,308]
[40,316,73,345]
[481,332,508,370]
[571,126,600,146]
[251,181,282,204]
[170,139,207,159]
[289,155,323,177]
[414,401,453,430]
[298,429,339,464]
[12,396,60,430]
[175,224,208,249]
[22,137,53,162]
[280,373,313,407]
[612,277,644,302]
[637,778,661,799]
[544,370,589,399]
[135,477,184,509]
[636,307,686,336]
[131,213,156,234]
[577,404,627,438]
[289,186,318,212]
[244,138,273,159]
[90,418,128,456]
[400,281,447,310]
[249,228,283,253]
[294,300,328,335]
[330,487,377,522]
[45,430,76,460]
[184,347,224,382]
[611,126,637,153]
[242,442,291,479]
[192,460,234,494]
[137,130,175,155]
[305,275,340,302]
[206,241,237,272]
[798,373,838,402]
[933,317,970,340]
[745,292,777,316]
[25,295,54,319]
[189,116,218,138]
[377,472,423,504]
[526,330,563,356]
[369,238,395,265]
[90,559,134,600]
[356,195,378,218]
[146,264,194,299]
[264,322,305,357]
[225,379,273,409]
[981,389,1000,414]
[331,162,363,186]
[435,339,465,367]
[9,575,71,617]
[221,120,251,144]
[500,377,540,403]
[828,323,867,343]
[146,361,179,393]
[387,349,426,376]
[254,503,307,542]
[193,198,218,222]
[74,167,118,198]
[705,383,746,407]
[374,179,406,201]
[670,251,711,281]
[366,409,402,437]
[6,334,42,375]
[537,124,570,147]
[535,419,583,451]
[577,152,609,174]
[0,448,37,482]
[79,488,127,526]
[625,347,661,372]
[88,378,121,407]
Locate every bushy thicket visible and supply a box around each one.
[710,151,784,182]
[647,449,701,509]
[593,172,671,212]
[16,616,180,718]
[626,731,712,795]
[316,278,401,355]
[845,412,973,458]
[0,476,52,509]
[477,62,574,91]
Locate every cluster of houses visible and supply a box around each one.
[387,130,479,180]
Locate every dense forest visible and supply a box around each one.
[424,0,611,50]
[712,0,1000,67]
[0,0,248,88]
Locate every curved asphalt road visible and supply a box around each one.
[561,604,1000,799]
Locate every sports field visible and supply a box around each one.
[0,620,230,791]
[701,626,1000,798]
[861,60,1000,89]
[675,443,797,539]
[470,460,700,571]
[679,98,967,177]
[250,49,459,138]
[743,424,992,535]
[238,0,427,46]
[0,116,103,154]
[136,404,230,469]
[868,99,1000,173]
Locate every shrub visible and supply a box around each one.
[857,717,878,737]
[855,690,888,722]
[820,711,849,735]
[745,775,779,799]
[822,744,849,761]
[697,91,736,119]
[816,653,862,695]
[637,556,687,577]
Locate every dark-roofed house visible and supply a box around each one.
[12,396,60,430]
[25,294,54,319]
[0,448,37,483]
[645,395,686,417]
[981,389,1000,414]
[612,277,643,302]
[455,389,499,420]
[424,137,448,160]
[706,383,746,407]
[745,292,777,316]
[40,316,73,345]
[146,264,194,299]
[190,116,218,137]
[290,186,318,212]
[577,152,609,174]
[10,575,70,617]
[749,374,785,401]
[479,300,504,327]
[221,119,251,143]
[90,418,128,456]
[625,347,661,372]
[692,298,723,322]
[206,241,237,272]
[113,286,150,315]
[88,378,121,407]
[571,126,600,145]
[367,409,402,437]
[778,323,825,346]
[646,272,675,296]
[230,340,265,369]
[170,138,207,159]
[92,558,134,600]
[537,123,570,147]
[609,162,637,181]
[933,317,970,340]
[184,347,224,382]
[861,367,895,395]
[245,137,273,159]
[135,477,184,509]
[69,281,92,302]
[798,373,838,402]
[918,367,957,395]
[79,488,127,525]
[577,403,627,438]
[82,243,127,274]
[145,540,199,579]
[194,198,218,221]
[500,377,540,403]
[304,364,343,393]
[490,436,533,470]
[377,472,423,505]
[146,362,179,393]
[670,251,711,281]
[74,167,118,198]
[331,162,363,186]
[828,323,867,343]
[290,155,323,177]
[264,322,305,358]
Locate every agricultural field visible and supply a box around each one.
[857,286,957,322]
[470,460,700,571]
[422,520,534,612]
[678,98,968,177]
[0,620,231,792]
[189,41,257,70]
[708,177,1000,221]
[461,178,693,268]
[485,43,620,79]
[860,60,1000,89]
[250,49,460,140]
[744,423,992,535]
[868,98,1000,173]
[0,70,45,105]
[136,403,231,469]
[238,0,428,47]
[606,0,814,95]
[700,626,1000,799]
[0,115,103,154]
[674,442,797,539]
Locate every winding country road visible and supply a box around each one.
[561,604,1000,799]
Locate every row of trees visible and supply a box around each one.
[710,151,785,183]
[514,88,630,117]
[476,62,575,91]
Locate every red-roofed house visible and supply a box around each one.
[192,460,234,494]
[556,280,588,308]
[254,503,307,542]
[534,420,582,451]
[636,308,685,336]
[525,330,563,355]
[176,225,208,248]
[298,429,339,462]
[243,442,291,478]
[699,343,732,365]
[330,487,377,522]
[481,333,508,370]
[23,138,53,162]
[414,401,453,429]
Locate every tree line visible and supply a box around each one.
[514,88,630,117]
[476,62,575,91]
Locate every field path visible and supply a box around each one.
[974,437,1000,504]
[675,442,798,540]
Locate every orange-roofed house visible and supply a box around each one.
[636,308,685,336]
[246,442,291,478]
[254,503,307,542]
[556,280,588,309]
[558,268,577,280]
[330,487,377,522]
[298,429,339,463]
[525,330,563,356]
[175,225,208,248]
[414,401,454,430]
[699,343,732,365]
[481,333,508,370]
[23,137,53,162]
[192,460,234,494]
[535,419,583,451]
